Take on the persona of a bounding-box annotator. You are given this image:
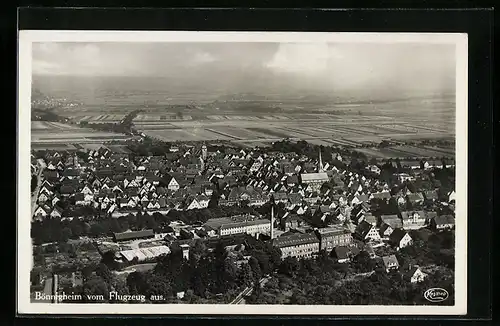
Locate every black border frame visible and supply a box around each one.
[12,7,494,322]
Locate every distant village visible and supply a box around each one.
[30,139,456,304]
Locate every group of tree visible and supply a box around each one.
[81,110,142,135]
[74,237,281,304]
[31,205,265,245]
[31,174,38,193]
[248,230,455,305]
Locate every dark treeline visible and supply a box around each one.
[32,109,68,122]
[60,237,281,304]
[247,230,455,305]
[81,110,142,135]
[31,205,265,245]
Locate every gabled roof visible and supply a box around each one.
[382,254,399,269]
[372,191,391,200]
[389,228,411,244]
[113,229,154,241]
[272,233,319,248]
[74,193,85,201]
[424,190,439,200]
[407,192,425,202]
[355,220,374,238]
[433,214,455,226]
[400,211,426,220]
[404,266,425,279]
[333,246,351,260]
[300,172,329,182]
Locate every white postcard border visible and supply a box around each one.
[17,31,468,315]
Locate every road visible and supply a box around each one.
[230,276,271,304]
[30,165,45,219]
[335,271,375,286]
[114,263,157,275]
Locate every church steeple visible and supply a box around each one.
[318,147,324,172]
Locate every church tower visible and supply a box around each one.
[318,147,324,172]
[201,144,207,161]
[74,153,79,168]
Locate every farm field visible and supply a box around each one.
[137,115,454,149]
[31,121,133,147]
[31,143,78,151]
[353,145,455,159]
[70,114,128,123]
[145,128,233,142]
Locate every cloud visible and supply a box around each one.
[266,43,333,74]
[32,59,62,75]
[31,42,455,93]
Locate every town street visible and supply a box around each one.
[230,276,271,304]
[31,165,45,219]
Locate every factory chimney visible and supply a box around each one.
[52,274,59,304]
[270,201,275,240]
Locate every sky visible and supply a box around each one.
[32,42,456,94]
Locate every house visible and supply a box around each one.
[389,228,413,250]
[379,223,394,238]
[363,213,377,226]
[112,229,155,242]
[272,233,320,259]
[74,193,87,206]
[332,246,351,263]
[423,190,439,202]
[165,175,180,192]
[400,211,427,230]
[286,175,299,186]
[380,214,402,229]
[430,215,455,231]
[382,254,400,273]
[33,205,49,218]
[448,190,456,202]
[404,265,428,283]
[350,194,369,206]
[300,172,329,191]
[355,220,381,242]
[280,214,305,231]
[370,191,391,201]
[37,192,50,204]
[49,207,62,218]
[366,165,381,175]
[395,173,415,183]
[407,192,425,205]
[315,226,353,252]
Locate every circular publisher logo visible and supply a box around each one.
[424,288,449,303]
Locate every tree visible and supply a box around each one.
[82,276,109,302]
[109,218,123,233]
[253,250,271,276]
[190,239,207,265]
[101,250,119,270]
[96,263,113,283]
[31,175,38,193]
[70,222,83,239]
[279,257,300,277]
[248,256,262,281]
[237,263,254,288]
[60,227,72,243]
[81,265,94,281]
[89,223,106,237]
[127,271,148,295]
[351,251,376,273]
